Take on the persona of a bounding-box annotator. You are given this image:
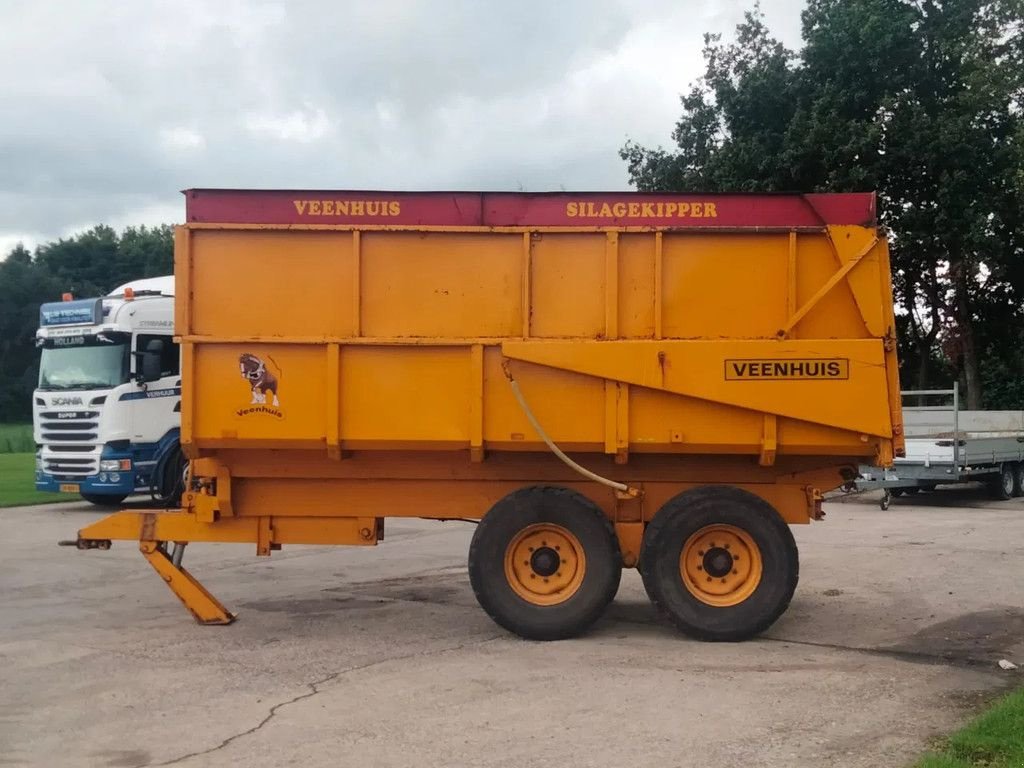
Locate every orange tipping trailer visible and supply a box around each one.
[65,189,903,640]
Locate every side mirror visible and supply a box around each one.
[137,339,164,383]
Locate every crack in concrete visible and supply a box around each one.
[141,634,505,768]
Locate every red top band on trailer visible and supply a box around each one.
[182,189,877,229]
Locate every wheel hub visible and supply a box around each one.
[504,524,586,606]
[679,524,763,607]
[702,546,734,578]
[530,546,561,577]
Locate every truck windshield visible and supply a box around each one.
[38,338,129,390]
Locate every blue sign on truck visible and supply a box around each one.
[39,299,103,327]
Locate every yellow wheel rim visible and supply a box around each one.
[504,523,586,606]
[680,524,763,607]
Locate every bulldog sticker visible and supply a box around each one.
[237,353,283,418]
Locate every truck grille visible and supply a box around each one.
[43,455,99,478]
[38,410,101,478]
[43,456,96,475]
[38,410,99,443]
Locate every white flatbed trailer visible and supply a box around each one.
[857,387,1024,509]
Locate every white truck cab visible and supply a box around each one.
[33,276,183,505]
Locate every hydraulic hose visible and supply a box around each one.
[503,361,642,498]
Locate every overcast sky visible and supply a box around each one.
[0,0,804,255]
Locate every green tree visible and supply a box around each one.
[33,224,173,298]
[622,0,1024,408]
[118,225,174,280]
[34,225,119,298]
[0,254,62,421]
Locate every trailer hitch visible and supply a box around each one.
[58,537,111,550]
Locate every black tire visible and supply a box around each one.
[639,486,798,642]
[890,488,905,498]
[80,492,128,507]
[156,446,188,507]
[989,464,1015,501]
[904,487,919,495]
[921,483,937,493]
[468,486,621,641]
[1011,464,1024,499]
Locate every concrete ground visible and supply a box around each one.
[1,487,1022,768]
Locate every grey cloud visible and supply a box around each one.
[0,0,805,248]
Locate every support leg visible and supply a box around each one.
[140,541,235,625]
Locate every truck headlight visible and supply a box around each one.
[100,459,132,472]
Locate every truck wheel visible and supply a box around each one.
[990,465,1015,500]
[639,486,798,642]
[1011,464,1024,499]
[80,493,128,507]
[157,446,188,507]
[468,486,621,641]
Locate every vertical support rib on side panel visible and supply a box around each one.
[174,226,192,336]
[787,231,797,339]
[521,232,531,338]
[654,231,663,340]
[877,237,904,461]
[759,414,778,467]
[327,343,340,459]
[470,344,484,462]
[604,231,621,458]
[605,231,619,340]
[615,383,630,465]
[351,230,361,337]
[604,381,631,461]
[604,382,617,456]
[180,342,195,455]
